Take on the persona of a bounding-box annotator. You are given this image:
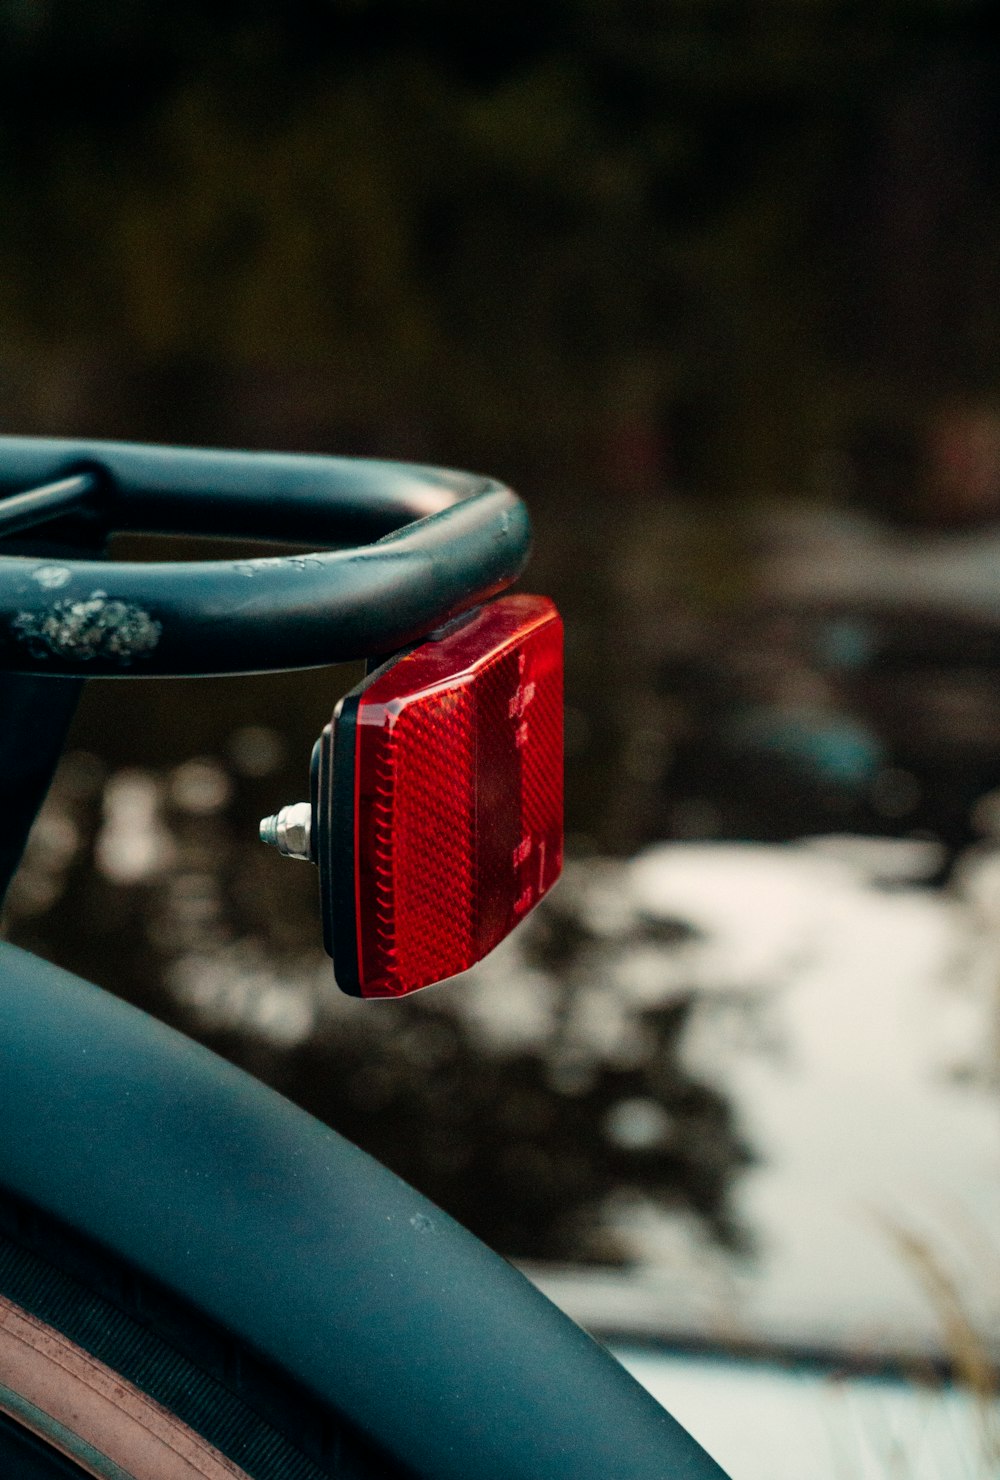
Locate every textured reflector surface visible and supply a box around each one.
[350,595,562,997]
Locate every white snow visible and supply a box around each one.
[531,840,1000,1365]
[614,1347,1000,1480]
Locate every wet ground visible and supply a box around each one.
[6,754,999,1369]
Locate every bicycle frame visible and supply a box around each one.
[1,435,730,1478]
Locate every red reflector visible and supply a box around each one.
[323,595,563,998]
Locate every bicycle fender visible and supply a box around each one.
[0,943,729,1480]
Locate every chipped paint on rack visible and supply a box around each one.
[13,591,162,665]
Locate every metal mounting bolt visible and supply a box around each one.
[259,802,314,862]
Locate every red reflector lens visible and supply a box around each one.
[334,595,562,997]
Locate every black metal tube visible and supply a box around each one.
[0,438,486,542]
[0,472,99,537]
[0,509,110,906]
[0,438,532,678]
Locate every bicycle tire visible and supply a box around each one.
[0,1189,409,1480]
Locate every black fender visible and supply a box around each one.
[0,943,729,1480]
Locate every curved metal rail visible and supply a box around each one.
[0,437,531,677]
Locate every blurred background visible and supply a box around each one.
[3,4,1000,1473]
